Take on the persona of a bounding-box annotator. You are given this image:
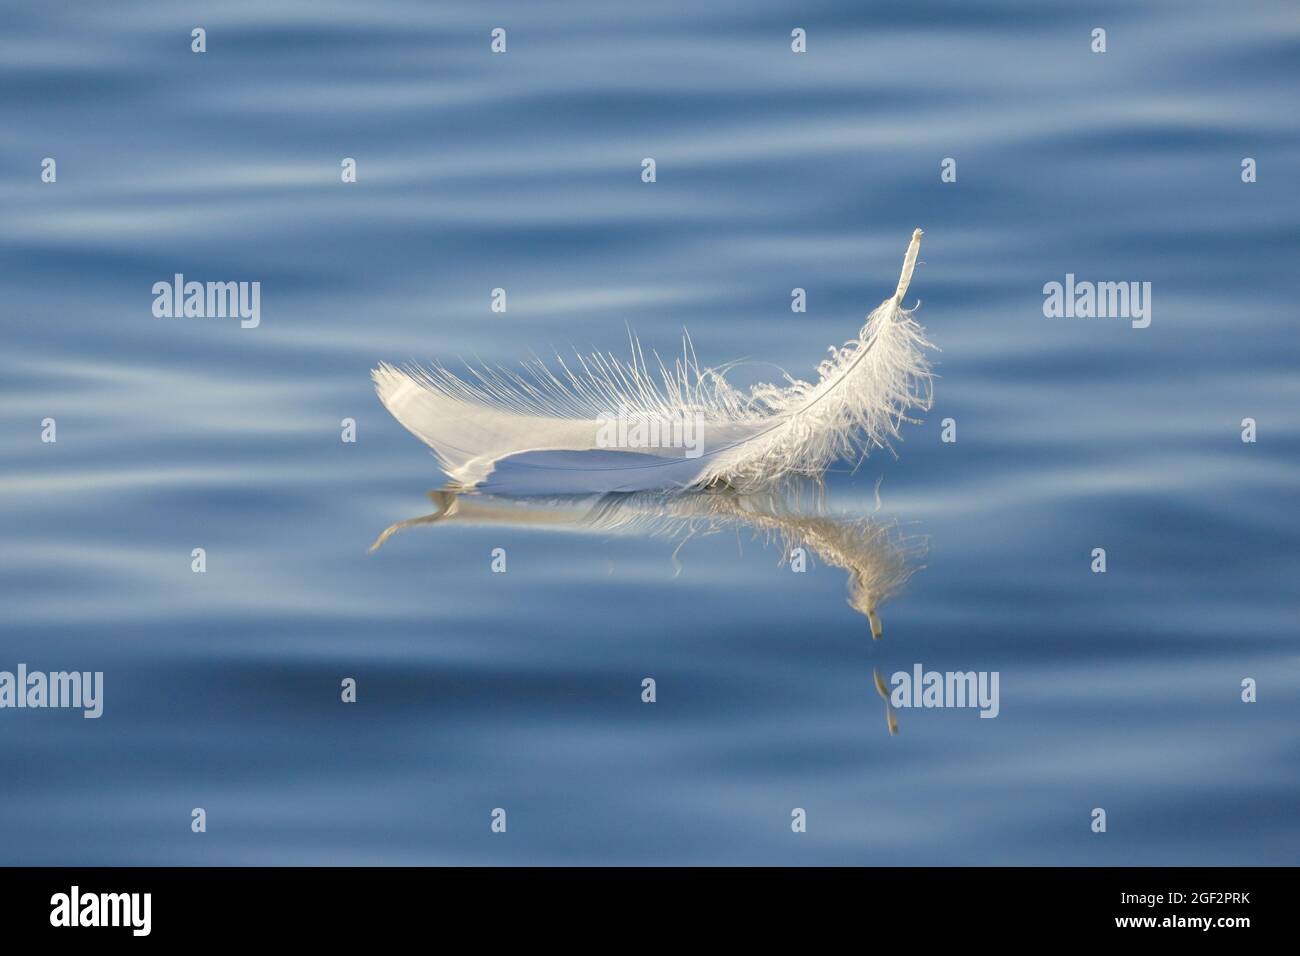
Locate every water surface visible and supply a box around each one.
[1,0,1297,864]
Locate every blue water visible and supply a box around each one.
[2,0,1297,865]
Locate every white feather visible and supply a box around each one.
[374,229,934,492]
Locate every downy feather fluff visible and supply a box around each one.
[373,229,933,493]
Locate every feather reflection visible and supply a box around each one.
[371,481,923,644]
